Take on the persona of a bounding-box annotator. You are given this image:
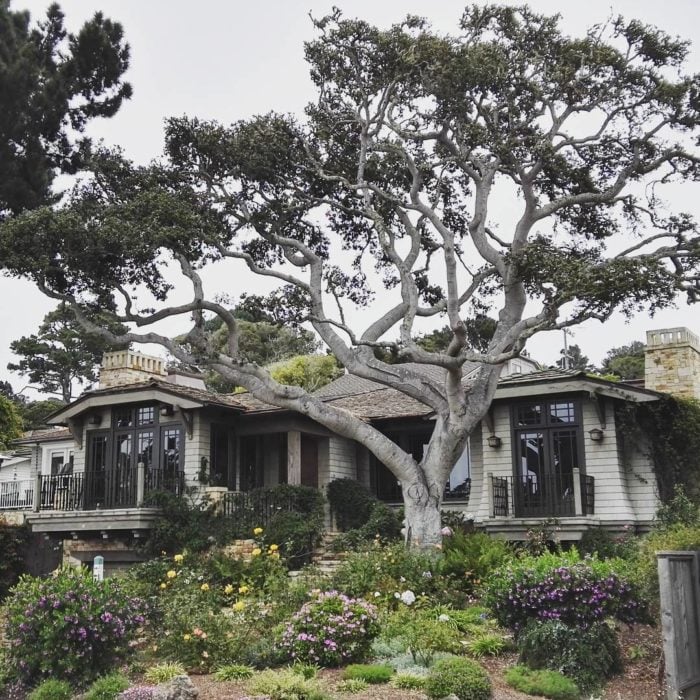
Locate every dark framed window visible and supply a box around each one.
[511,398,584,517]
[86,404,184,477]
[370,429,472,502]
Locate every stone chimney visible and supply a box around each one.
[99,350,167,389]
[645,327,700,399]
[165,368,207,391]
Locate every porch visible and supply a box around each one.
[0,465,184,515]
[487,469,594,518]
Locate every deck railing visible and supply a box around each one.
[491,471,595,518]
[0,467,185,512]
[0,480,35,510]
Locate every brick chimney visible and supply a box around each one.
[645,327,700,399]
[99,350,167,389]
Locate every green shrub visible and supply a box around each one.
[505,665,580,700]
[143,662,187,684]
[246,669,330,700]
[440,531,512,592]
[27,680,73,700]
[383,608,462,665]
[327,479,375,531]
[278,591,380,666]
[424,657,492,700]
[213,664,255,681]
[0,520,28,599]
[332,542,439,601]
[4,567,147,685]
[634,523,700,600]
[517,620,621,691]
[390,673,425,689]
[342,664,393,683]
[336,679,369,693]
[263,511,320,567]
[464,633,508,658]
[331,501,403,550]
[84,673,131,700]
[290,662,319,679]
[578,526,636,560]
[145,490,219,554]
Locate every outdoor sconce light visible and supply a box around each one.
[588,428,604,442]
[487,435,503,448]
[160,404,174,417]
[88,414,101,426]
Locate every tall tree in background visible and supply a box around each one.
[600,340,646,380]
[2,7,700,547]
[557,343,591,371]
[0,0,131,217]
[8,304,127,402]
[0,395,22,449]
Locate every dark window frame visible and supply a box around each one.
[509,397,586,517]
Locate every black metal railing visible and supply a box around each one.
[146,468,185,498]
[491,473,595,518]
[39,473,85,510]
[583,475,595,515]
[38,467,184,511]
[221,489,299,528]
[492,476,509,516]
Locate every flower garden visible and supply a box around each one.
[1,482,697,700]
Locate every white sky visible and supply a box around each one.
[2,0,700,397]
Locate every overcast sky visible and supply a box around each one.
[2,0,700,398]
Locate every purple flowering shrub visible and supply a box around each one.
[484,550,649,632]
[278,591,379,667]
[4,567,147,685]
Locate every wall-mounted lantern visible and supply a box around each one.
[487,435,503,448]
[588,428,604,442]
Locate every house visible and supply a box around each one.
[2,326,698,568]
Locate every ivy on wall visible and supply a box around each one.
[616,397,700,502]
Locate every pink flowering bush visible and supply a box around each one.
[278,591,379,666]
[4,567,147,685]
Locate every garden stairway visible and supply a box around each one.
[311,532,346,575]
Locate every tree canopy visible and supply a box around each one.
[0,0,131,217]
[600,340,646,380]
[1,5,699,546]
[7,303,128,402]
[0,395,22,450]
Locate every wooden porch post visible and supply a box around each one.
[287,431,301,485]
[486,472,494,518]
[136,461,145,507]
[33,472,42,513]
[572,468,583,516]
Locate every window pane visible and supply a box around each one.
[137,406,155,426]
[517,431,544,492]
[445,442,471,500]
[116,434,132,470]
[50,453,64,476]
[137,431,154,468]
[516,404,543,426]
[89,435,108,472]
[210,426,229,488]
[114,408,132,428]
[551,429,579,475]
[162,429,181,474]
[549,402,575,424]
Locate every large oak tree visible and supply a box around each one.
[2,6,700,547]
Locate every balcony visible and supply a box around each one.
[0,466,184,514]
[490,470,594,518]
